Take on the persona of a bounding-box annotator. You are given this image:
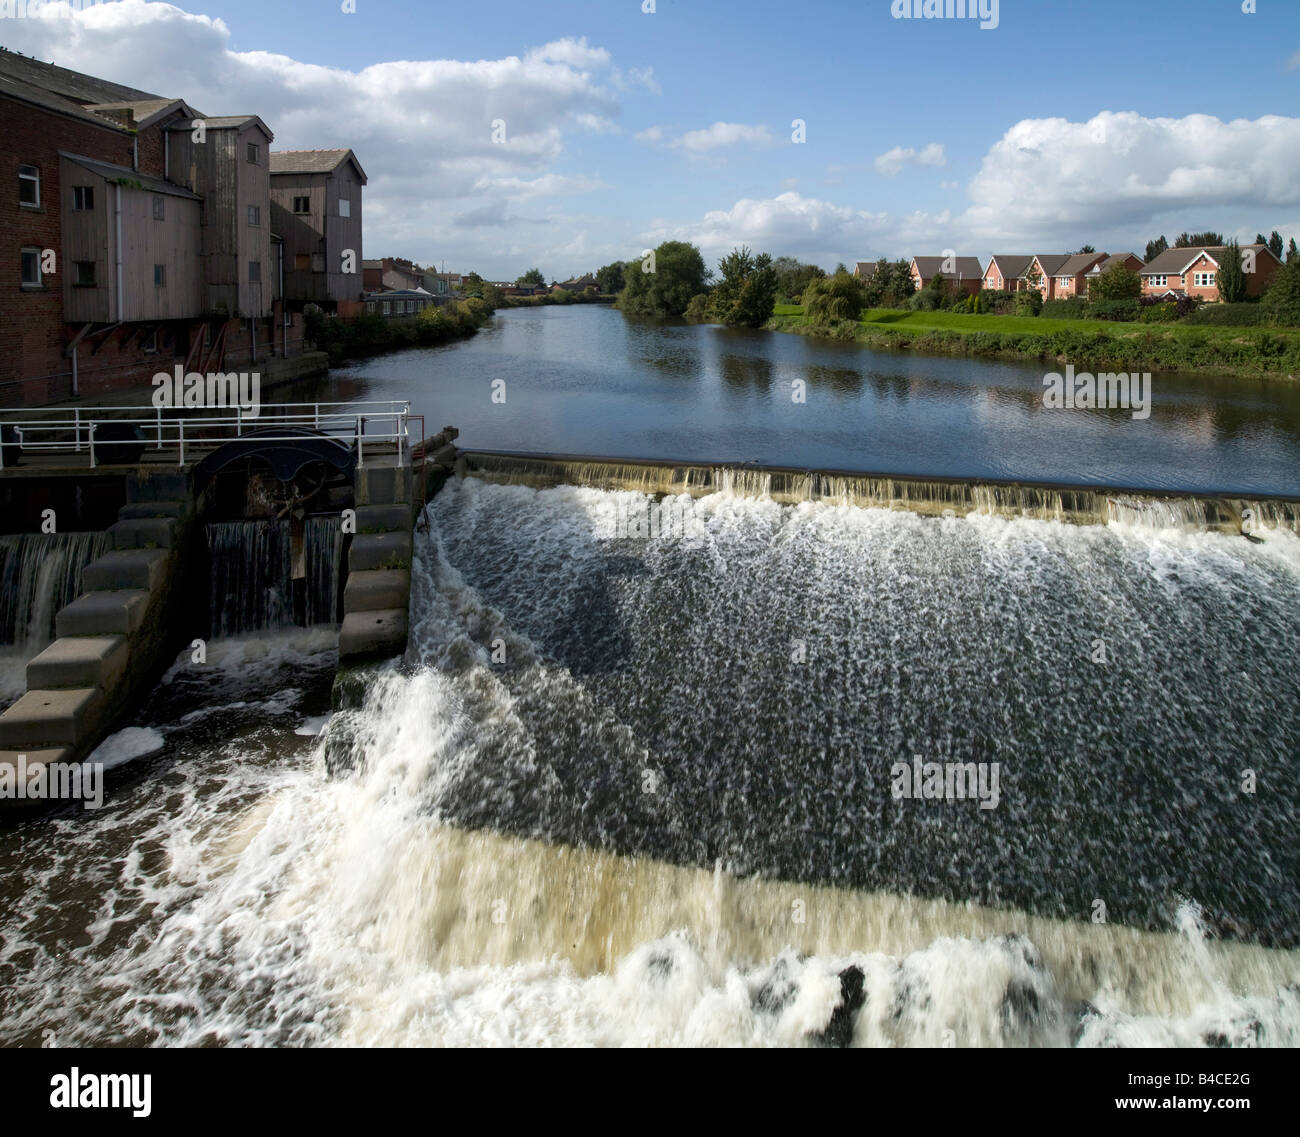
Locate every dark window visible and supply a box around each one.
[247,142,261,164]
[311,252,325,273]
[73,185,95,211]
[294,253,310,271]
[152,195,165,221]
[292,195,310,214]
[19,164,40,207]
[143,329,159,354]
[21,248,42,287]
[249,260,262,283]
[247,205,260,227]
[75,260,96,286]
[154,264,166,287]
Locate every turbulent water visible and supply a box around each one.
[1,480,1298,1047]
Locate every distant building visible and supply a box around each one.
[363,256,424,293]
[554,273,597,292]
[1139,245,1280,301]
[363,287,437,318]
[909,256,983,296]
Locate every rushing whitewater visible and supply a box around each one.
[0,480,1297,1047]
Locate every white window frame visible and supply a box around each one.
[1194,271,1215,287]
[19,164,40,208]
[1149,274,1167,287]
[73,185,94,211]
[21,246,43,288]
[338,198,350,218]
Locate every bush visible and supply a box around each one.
[803,272,868,323]
[975,289,1017,315]
[1262,258,1300,326]
[1013,290,1043,316]
[1088,299,1139,322]
[1137,303,1179,323]
[684,293,711,322]
[1182,302,1267,326]
[1040,297,1088,319]
[908,289,942,311]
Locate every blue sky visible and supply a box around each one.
[9,0,1300,278]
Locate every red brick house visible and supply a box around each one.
[909,255,983,295]
[1083,252,1144,294]
[1139,244,1280,301]
[1023,254,1071,300]
[982,255,1033,292]
[1048,252,1108,298]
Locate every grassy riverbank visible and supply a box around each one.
[767,305,1300,379]
[305,302,490,363]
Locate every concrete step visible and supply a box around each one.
[56,590,150,638]
[343,569,410,613]
[81,548,168,591]
[108,517,177,550]
[348,531,412,572]
[118,500,187,521]
[0,748,76,812]
[355,503,412,533]
[356,463,411,507]
[0,688,104,750]
[339,608,408,662]
[26,636,129,691]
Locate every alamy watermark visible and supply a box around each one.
[0,0,108,17]
[891,0,999,31]
[152,366,261,416]
[891,754,1001,809]
[612,497,706,543]
[0,754,104,809]
[1042,364,1151,420]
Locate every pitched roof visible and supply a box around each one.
[853,260,880,278]
[985,255,1034,279]
[0,47,159,107]
[1140,244,1276,275]
[59,151,202,199]
[1089,253,1142,272]
[1029,254,1071,276]
[87,98,188,129]
[912,255,983,278]
[1052,252,1107,277]
[270,148,368,182]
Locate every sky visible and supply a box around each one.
[5,0,1300,280]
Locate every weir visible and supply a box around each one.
[455,449,1300,534]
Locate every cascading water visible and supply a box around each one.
[1,479,1298,1047]
[206,516,344,637]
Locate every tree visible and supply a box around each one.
[1175,231,1224,248]
[802,271,867,323]
[1262,257,1300,325]
[1255,234,1268,247]
[595,261,626,295]
[1145,235,1169,263]
[1269,231,1285,260]
[516,268,545,287]
[862,259,916,308]
[1090,261,1142,301]
[1076,245,1096,254]
[1216,240,1247,303]
[834,262,848,275]
[708,246,778,327]
[771,256,825,302]
[617,241,710,319]
[1288,238,1299,265]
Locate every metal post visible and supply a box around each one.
[356,414,364,469]
[178,420,185,466]
[89,422,97,469]
[236,406,242,437]
[156,406,163,450]
[74,408,82,453]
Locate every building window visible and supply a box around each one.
[311,252,325,273]
[338,198,350,218]
[19,164,40,208]
[295,253,310,271]
[366,301,376,314]
[249,260,262,283]
[381,301,390,315]
[75,260,96,286]
[1149,274,1167,287]
[247,142,261,164]
[73,185,95,211]
[21,247,42,288]
[143,329,159,354]
[293,195,310,214]
[1194,271,1215,287]
[154,264,166,287]
[152,195,165,221]
[247,204,261,227]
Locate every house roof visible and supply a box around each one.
[364,289,433,299]
[912,256,983,278]
[166,114,273,139]
[0,47,159,107]
[1140,244,1276,275]
[1053,253,1108,277]
[1088,253,1142,273]
[1028,254,1071,276]
[88,97,195,130]
[270,148,368,183]
[985,255,1034,279]
[853,260,880,278]
[59,151,202,199]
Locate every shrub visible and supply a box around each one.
[1182,302,1267,327]
[1040,297,1088,319]
[908,289,942,311]
[976,289,1017,315]
[1013,290,1043,316]
[1137,303,1179,323]
[684,293,711,322]
[1261,259,1300,326]
[1088,299,1139,322]
[803,272,868,323]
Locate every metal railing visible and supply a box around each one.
[0,400,411,470]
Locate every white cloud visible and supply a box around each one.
[635,125,665,143]
[672,122,773,153]
[874,142,947,177]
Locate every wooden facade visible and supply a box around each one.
[269,150,366,307]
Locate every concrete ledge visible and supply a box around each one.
[339,608,408,662]
[344,569,410,613]
[55,590,150,638]
[118,500,188,521]
[348,531,413,571]
[0,688,104,749]
[356,464,411,507]
[109,517,177,550]
[82,548,169,592]
[0,748,75,812]
[126,472,190,504]
[26,636,129,692]
[355,503,412,533]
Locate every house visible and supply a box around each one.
[909,256,983,295]
[1139,244,1280,301]
[1021,254,1071,300]
[0,47,305,404]
[363,287,437,318]
[554,273,597,293]
[269,148,367,310]
[1048,252,1109,299]
[982,255,1034,292]
[1083,253,1144,293]
[428,271,460,296]
[362,256,424,293]
[853,261,880,282]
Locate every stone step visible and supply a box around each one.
[118,500,187,521]
[343,569,410,613]
[339,608,408,662]
[354,503,412,533]
[348,531,412,572]
[0,748,76,812]
[108,517,177,550]
[56,590,150,638]
[81,548,168,591]
[26,636,129,691]
[355,463,411,506]
[0,688,104,750]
